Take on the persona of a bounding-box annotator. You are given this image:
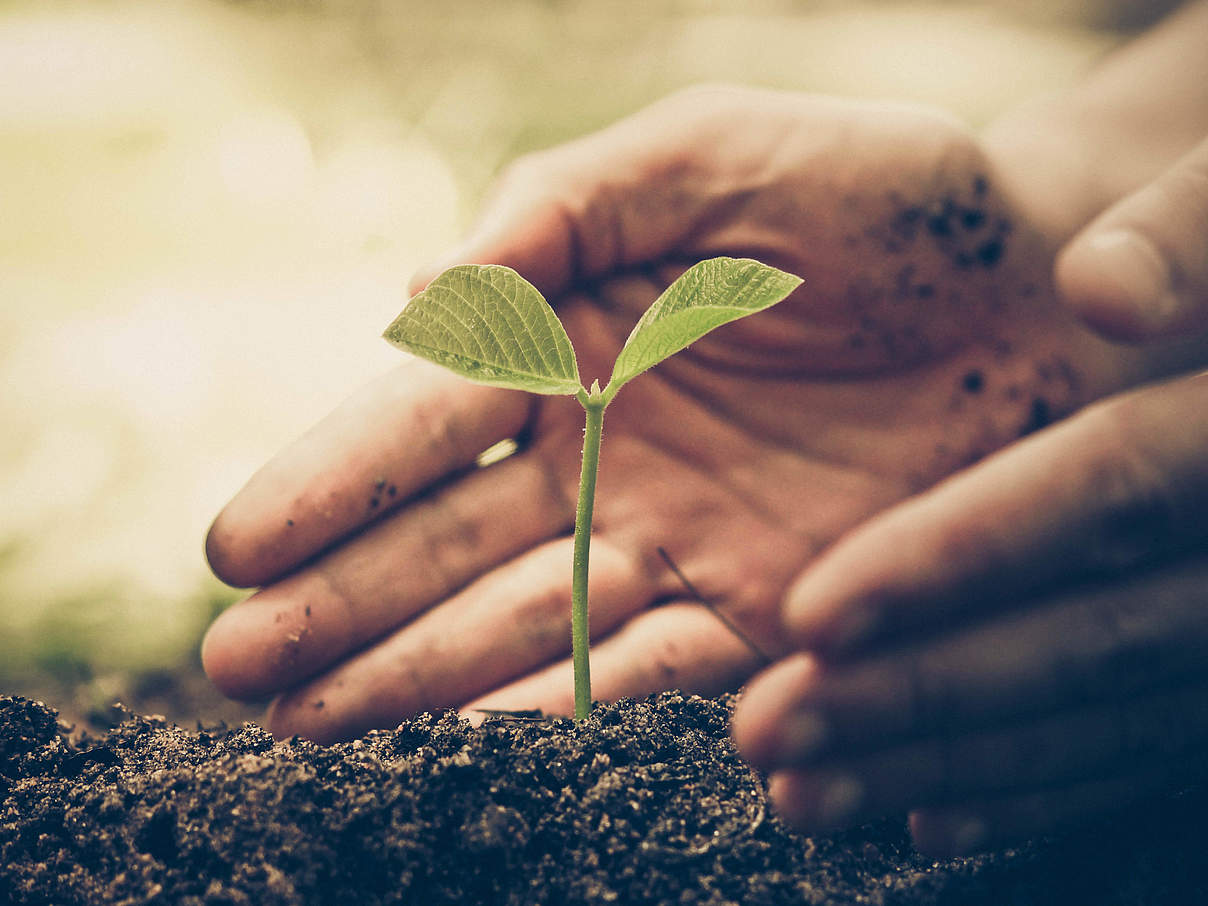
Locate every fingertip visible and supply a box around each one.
[264,695,324,743]
[457,706,487,728]
[782,563,882,657]
[263,695,320,743]
[269,684,403,744]
[909,809,991,858]
[731,654,820,767]
[200,605,280,703]
[204,509,260,589]
[200,604,250,700]
[1060,134,1208,342]
[765,771,803,822]
[201,587,318,702]
[1056,228,1177,341]
[780,571,830,645]
[765,769,868,831]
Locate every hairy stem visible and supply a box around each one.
[572,392,606,720]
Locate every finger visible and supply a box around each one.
[407,85,788,296]
[1056,135,1208,341]
[737,553,1208,769]
[908,755,1208,857]
[463,602,767,719]
[785,371,1208,655]
[265,537,653,742]
[202,448,575,699]
[408,96,695,295]
[206,358,532,588]
[753,677,1208,835]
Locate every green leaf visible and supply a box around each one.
[605,257,802,394]
[383,264,583,396]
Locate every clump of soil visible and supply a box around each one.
[1,692,1204,905]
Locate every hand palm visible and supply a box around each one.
[537,218,1119,654]
[204,90,1135,741]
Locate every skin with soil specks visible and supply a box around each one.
[202,89,1157,747]
[758,166,1091,489]
[1,693,1205,905]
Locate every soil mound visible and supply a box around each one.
[1,692,1203,905]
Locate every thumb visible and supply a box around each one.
[406,154,584,296]
[1056,135,1208,341]
[407,91,724,297]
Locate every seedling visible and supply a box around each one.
[383,257,801,719]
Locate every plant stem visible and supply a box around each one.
[571,391,606,720]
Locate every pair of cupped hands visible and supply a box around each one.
[203,88,1208,856]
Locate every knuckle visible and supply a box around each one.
[643,84,771,153]
[646,629,686,687]
[520,444,576,529]
[410,389,467,463]
[496,151,545,189]
[657,82,752,117]
[500,146,580,200]
[628,610,690,690]
[510,574,573,653]
[414,493,482,594]
[1076,398,1178,573]
[489,151,567,212]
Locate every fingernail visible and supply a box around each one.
[816,775,865,828]
[1081,229,1176,329]
[776,711,828,762]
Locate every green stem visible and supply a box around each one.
[572,391,606,720]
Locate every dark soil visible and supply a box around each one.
[2,691,1205,906]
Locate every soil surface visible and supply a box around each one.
[2,691,1205,905]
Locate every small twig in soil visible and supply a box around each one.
[656,546,772,666]
[471,708,547,723]
[745,800,767,837]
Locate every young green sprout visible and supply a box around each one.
[383,257,802,719]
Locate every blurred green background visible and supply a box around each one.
[0,0,1170,720]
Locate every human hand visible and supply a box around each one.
[202,87,1146,742]
[1057,134,1208,342]
[729,12,1208,852]
[731,136,1208,853]
[731,369,1208,857]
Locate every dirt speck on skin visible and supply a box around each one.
[2,692,1205,905]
